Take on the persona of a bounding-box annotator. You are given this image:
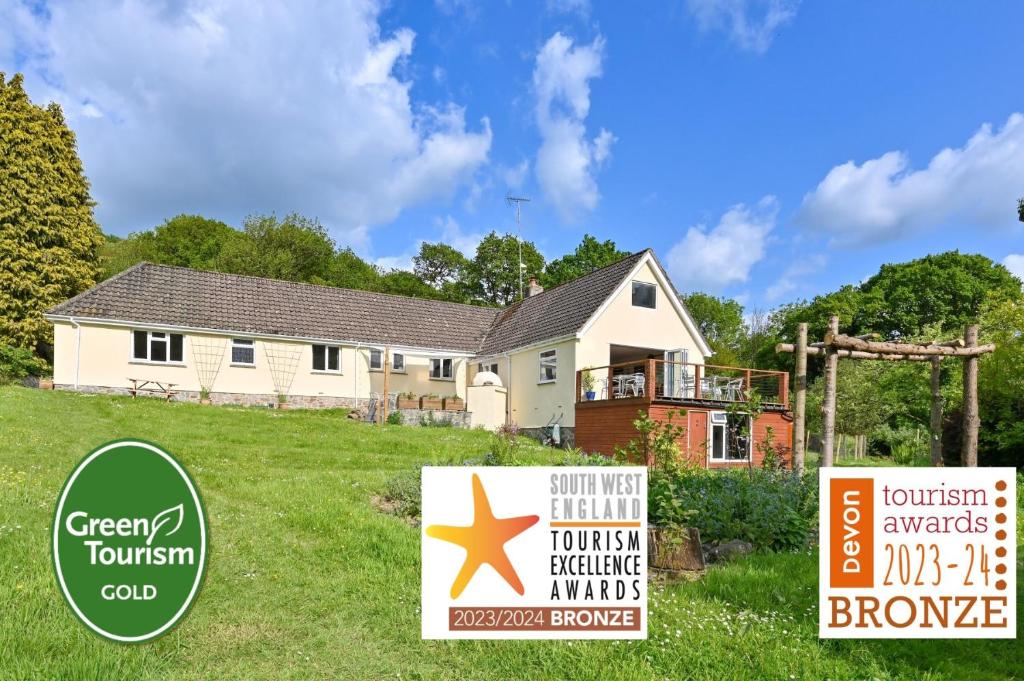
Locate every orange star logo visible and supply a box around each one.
[426,473,539,599]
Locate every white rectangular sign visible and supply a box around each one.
[421,466,647,639]
[820,467,1016,639]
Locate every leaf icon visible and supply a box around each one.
[147,504,184,546]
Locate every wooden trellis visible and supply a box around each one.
[777,317,995,471]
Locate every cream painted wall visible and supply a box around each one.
[52,322,469,400]
[466,385,507,431]
[577,259,706,370]
[505,338,576,429]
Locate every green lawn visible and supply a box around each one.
[0,387,1020,680]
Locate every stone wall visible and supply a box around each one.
[519,426,575,448]
[55,384,366,410]
[391,408,472,428]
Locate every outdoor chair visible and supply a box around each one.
[630,373,646,397]
[724,378,744,401]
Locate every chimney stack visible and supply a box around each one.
[527,277,544,297]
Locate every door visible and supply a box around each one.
[663,349,688,398]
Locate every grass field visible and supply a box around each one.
[0,386,1020,680]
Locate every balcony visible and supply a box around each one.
[575,360,789,409]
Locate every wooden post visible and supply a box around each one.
[960,325,979,467]
[793,323,807,474]
[646,359,656,402]
[575,369,582,404]
[692,363,702,400]
[821,316,839,467]
[929,356,944,467]
[381,346,391,426]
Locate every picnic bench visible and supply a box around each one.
[128,378,178,401]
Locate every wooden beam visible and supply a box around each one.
[961,325,979,467]
[776,343,931,361]
[823,332,994,357]
[821,316,839,468]
[929,357,943,467]
[793,323,807,474]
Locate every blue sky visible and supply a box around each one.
[3,0,1023,308]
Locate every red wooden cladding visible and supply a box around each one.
[576,403,793,470]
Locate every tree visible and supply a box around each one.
[856,251,1020,339]
[324,248,382,291]
[0,73,104,349]
[541,235,627,289]
[378,270,443,300]
[978,295,1024,467]
[466,232,545,306]
[100,214,235,279]
[214,213,335,283]
[1018,197,1023,222]
[414,242,469,289]
[681,292,744,365]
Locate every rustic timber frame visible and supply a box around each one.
[777,317,995,470]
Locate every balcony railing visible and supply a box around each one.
[575,360,788,407]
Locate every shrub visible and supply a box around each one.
[383,468,421,518]
[670,469,818,551]
[386,410,403,425]
[0,344,48,385]
[419,412,453,428]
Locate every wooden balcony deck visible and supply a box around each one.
[575,359,789,410]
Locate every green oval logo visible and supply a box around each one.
[52,439,208,643]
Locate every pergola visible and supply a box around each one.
[777,316,995,472]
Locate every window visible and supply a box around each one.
[231,338,255,365]
[369,349,403,372]
[631,281,656,309]
[132,330,183,363]
[430,358,453,380]
[709,412,751,461]
[312,344,340,373]
[478,362,498,374]
[539,349,557,383]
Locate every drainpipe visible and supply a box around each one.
[70,317,82,389]
[505,353,512,425]
[354,344,361,405]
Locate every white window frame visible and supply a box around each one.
[312,344,342,374]
[631,280,657,309]
[230,338,256,366]
[368,348,404,373]
[538,349,557,384]
[131,330,185,365]
[429,357,454,381]
[708,411,751,462]
[478,361,498,374]
[391,352,406,373]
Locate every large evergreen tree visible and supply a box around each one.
[0,73,104,350]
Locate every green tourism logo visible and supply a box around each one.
[52,439,208,643]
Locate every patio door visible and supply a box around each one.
[663,349,688,398]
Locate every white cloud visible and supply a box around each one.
[685,0,798,53]
[1003,254,1024,281]
[798,113,1024,245]
[2,0,492,242]
[437,215,483,256]
[500,160,530,189]
[764,253,826,302]
[532,32,614,222]
[547,0,591,16]
[373,214,481,273]
[667,196,778,293]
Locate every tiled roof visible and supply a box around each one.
[47,249,700,356]
[48,263,500,353]
[477,250,648,355]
